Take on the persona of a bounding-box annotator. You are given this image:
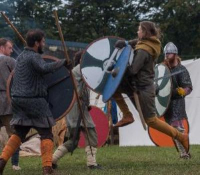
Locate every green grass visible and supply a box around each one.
[2,145,200,175]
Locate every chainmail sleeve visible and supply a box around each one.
[31,54,66,74]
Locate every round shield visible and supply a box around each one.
[78,106,109,148]
[6,55,75,121]
[80,36,123,94]
[103,45,132,102]
[148,117,189,147]
[155,63,172,117]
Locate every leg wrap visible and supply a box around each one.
[41,139,53,167]
[113,93,132,118]
[145,117,179,138]
[52,145,68,164]
[174,139,187,155]
[85,146,97,166]
[1,134,21,161]
[172,124,189,157]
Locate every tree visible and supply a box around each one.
[59,0,140,43]
[137,0,200,60]
[0,0,63,45]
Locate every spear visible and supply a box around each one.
[0,11,27,45]
[53,10,93,156]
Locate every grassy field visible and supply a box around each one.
[2,145,200,175]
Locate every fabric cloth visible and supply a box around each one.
[85,146,97,166]
[11,148,20,166]
[41,139,53,167]
[164,64,192,123]
[52,144,68,164]
[135,36,161,59]
[127,37,161,118]
[0,134,21,161]
[113,92,132,118]
[66,64,95,128]
[0,115,13,136]
[115,37,161,119]
[0,55,15,116]
[10,47,65,128]
[0,55,20,166]
[13,125,53,142]
[104,100,118,124]
[63,127,97,152]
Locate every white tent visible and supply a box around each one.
[119,58,200,146]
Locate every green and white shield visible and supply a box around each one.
[155,63,172,117]
[80,36,123,94]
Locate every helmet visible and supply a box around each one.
[164,42,178,56]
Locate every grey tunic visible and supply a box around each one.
[66,64,95,128]
[10,48,66,128]
[0,55,16,116]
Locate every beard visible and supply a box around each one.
[38,45,44,54]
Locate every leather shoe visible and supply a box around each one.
[88,164,102,170]
[42,166,53,175]
[114,116,134,127]
[52,163,57,170]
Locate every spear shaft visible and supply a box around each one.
[53,10,93,156]
[0,11,27,45]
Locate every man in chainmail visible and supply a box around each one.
[0,29,69,175]
[0,38,21,171]
[163,42,192,159]
[52,51,102,170]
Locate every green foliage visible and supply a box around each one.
[1,0,200,58]
[59,0,139,43]
[138,0,200,59]
[0,0,63,44]
[2,145,200,175]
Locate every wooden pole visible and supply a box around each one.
[53,10,94,156]
[0,11,27,45]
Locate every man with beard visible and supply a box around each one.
[163,42,192,159]
[0,38,21,171]
[0,29,70,175]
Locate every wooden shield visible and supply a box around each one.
[155,63,172,117]
[78,106,109,148]
[80,36,123,95]
[6,55,75,121]
[103,45,132,102]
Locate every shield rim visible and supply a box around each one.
[155,63,172,117]
[80,36,124,95]
[6,54,76,121]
